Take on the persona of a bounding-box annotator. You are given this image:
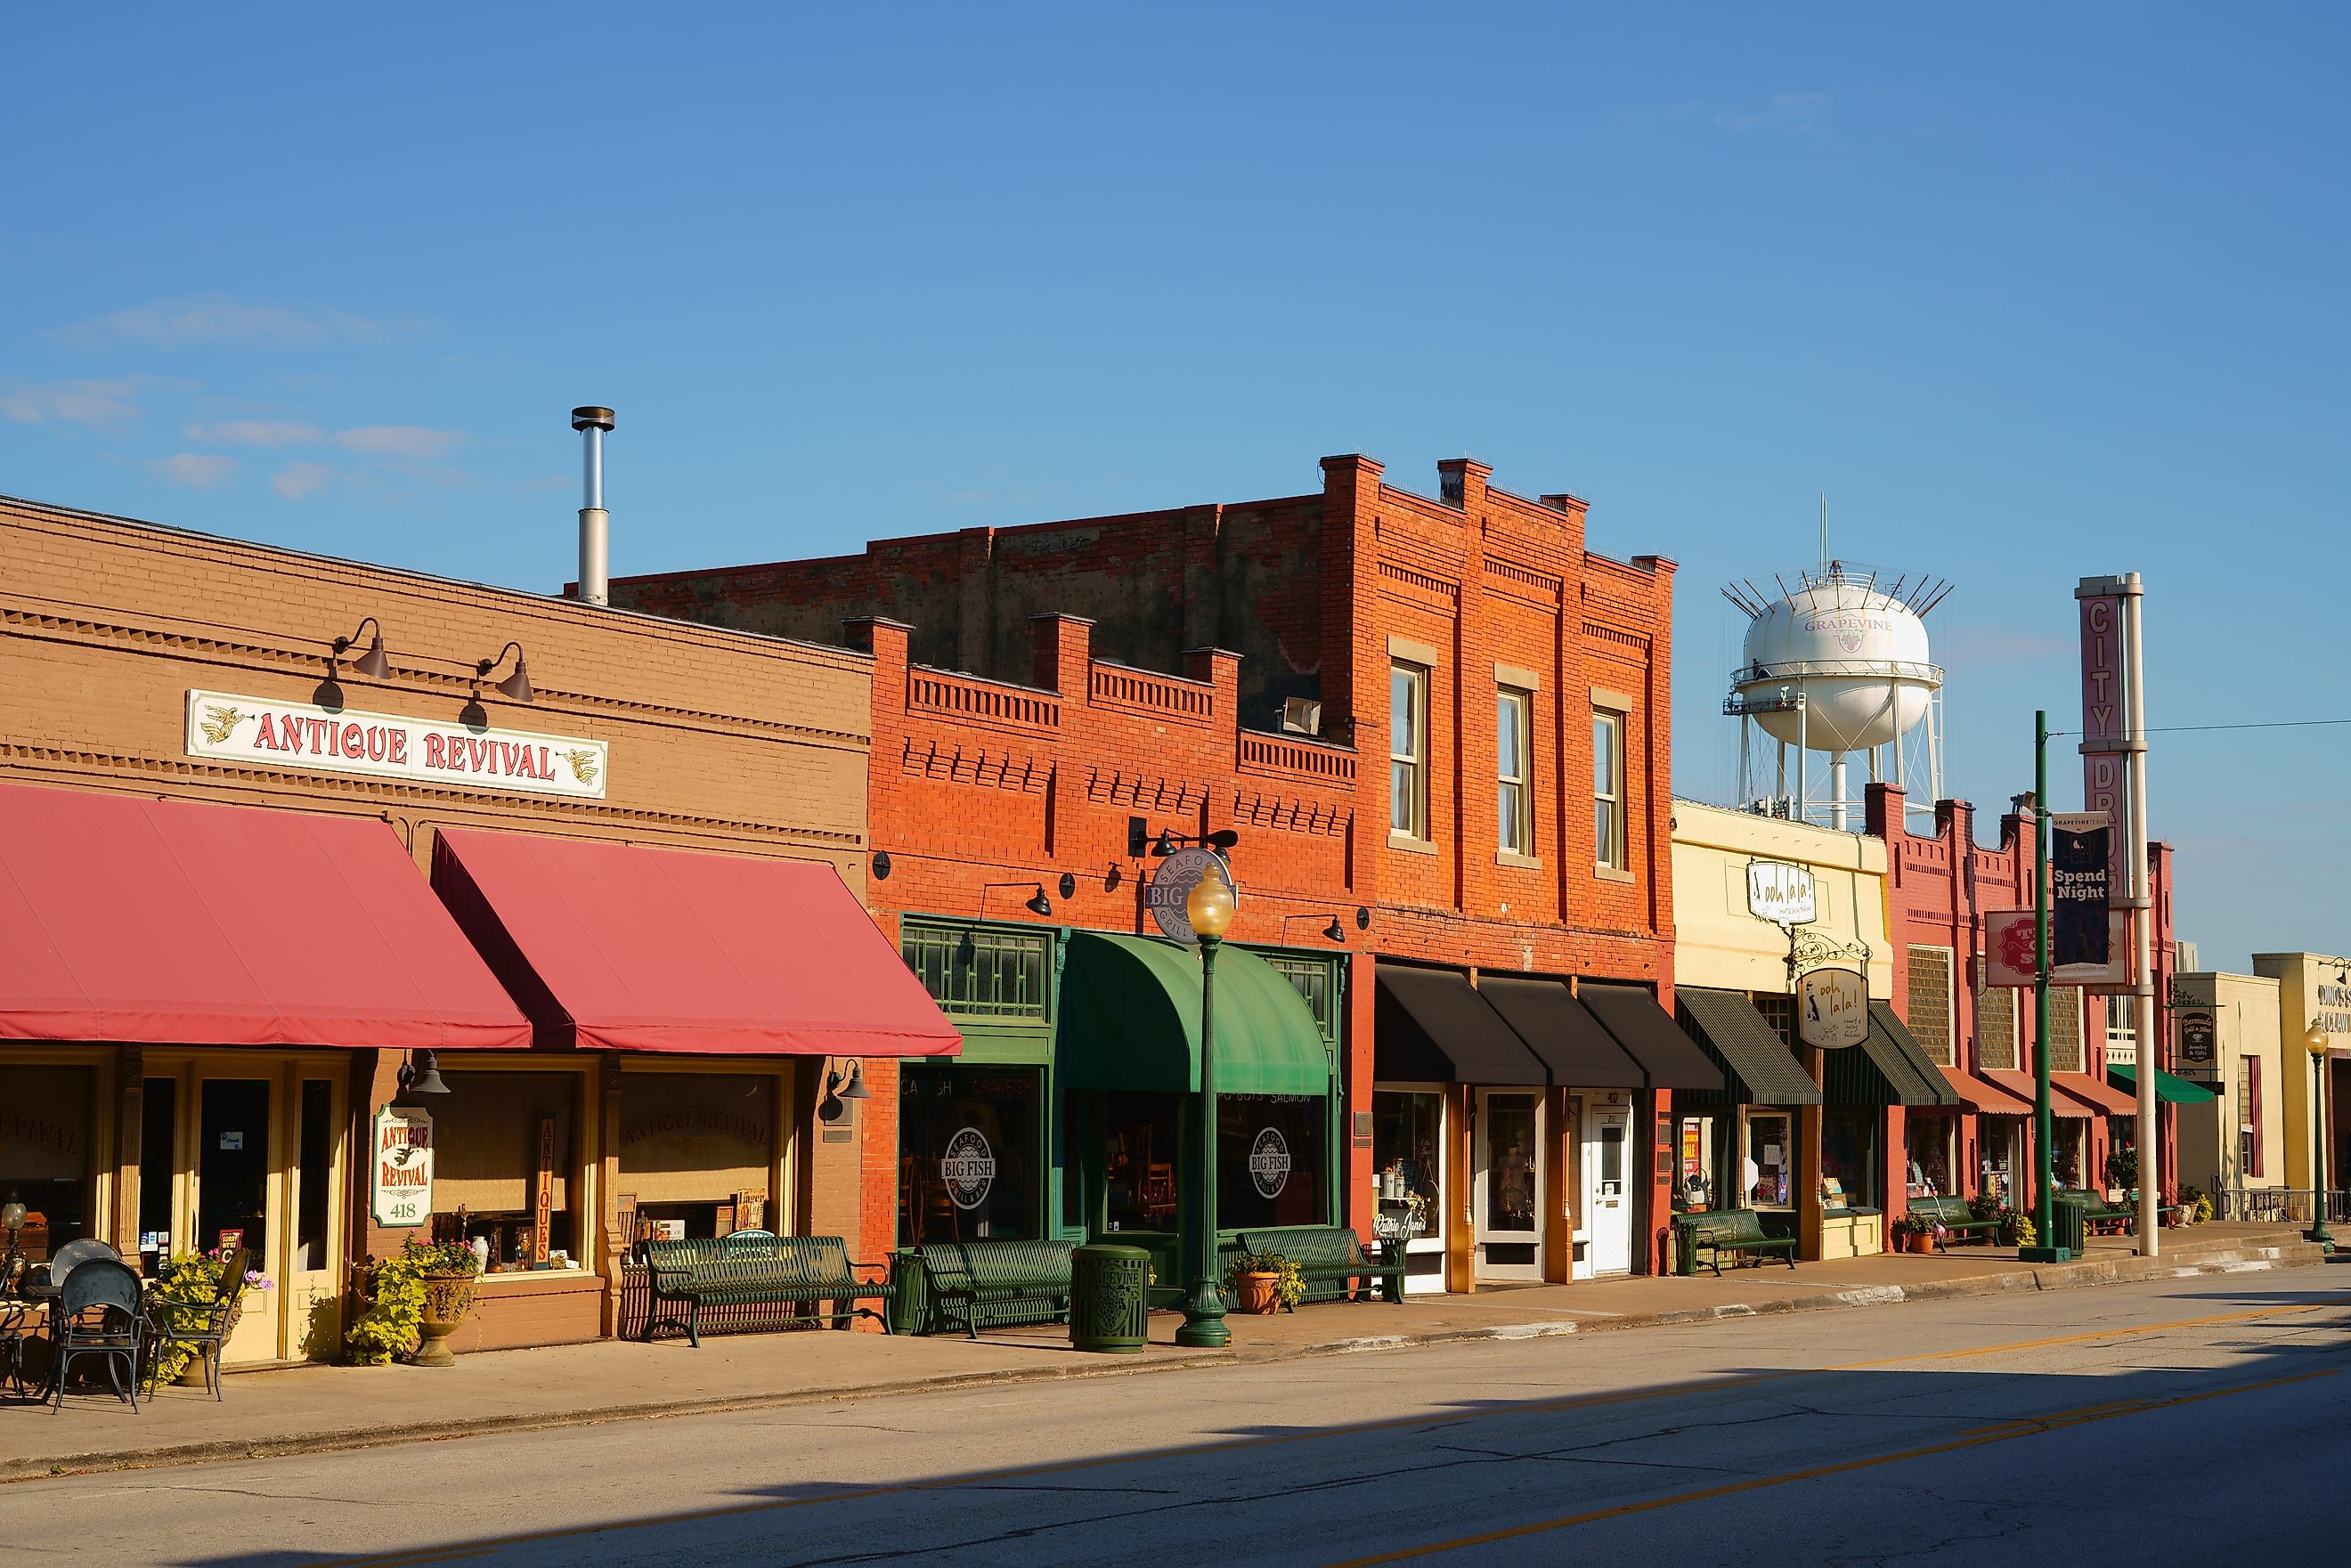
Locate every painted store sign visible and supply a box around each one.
[371,1105,435,1228]
[186,689,607,800]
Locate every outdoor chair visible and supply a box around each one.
[144,1246,247,1401]
[45,1238,121,1285]
[49,1257,144,1413]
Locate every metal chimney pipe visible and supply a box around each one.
[570,405,614,605]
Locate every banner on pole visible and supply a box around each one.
[1981,907,2128,989]
[2050,812,2111,968]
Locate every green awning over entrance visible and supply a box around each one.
[2108,1063,2218,1105]
[1853,1001,1963,1107]
[1676,987,1823,1105]
[1057,931,1331,1098]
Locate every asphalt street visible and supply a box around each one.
[10,1269,2347,1567]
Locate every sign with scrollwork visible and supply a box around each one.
[186,689,608,800]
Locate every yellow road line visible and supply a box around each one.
[1317,1369,2337,1568]
[320,1297,2349,1568]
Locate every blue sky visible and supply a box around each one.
[3,5,2343,970]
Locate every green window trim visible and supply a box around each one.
[900,918,1054,1025]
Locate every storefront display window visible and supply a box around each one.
[899,1064,1037,1244]
[1372,1090,1441,1238]
[0,1064,95,1263]
[617,1073,773,1247]
[1907,1117,1956,1199]
[1104,1093,1181,1235]
[1821,1108,1881,1210]
[1741,1110,1794,1208]
[1219,1096,1327,1231]
[198,1078,271,1261]
[2054,1121,2087,1189]
[1675,1114,1719,1212]
[431,1071,582,1268]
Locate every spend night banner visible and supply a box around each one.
[2051,814,2111,970]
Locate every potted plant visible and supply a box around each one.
[1895,1213,1935,1254]
[1224,1248,1304,1314]
[346,1237,480,1368]
[148,1247,273,1386]
[1999,1208,2038,1249]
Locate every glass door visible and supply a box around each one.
[1582,1100,1632,1277]
[1473,1089,1542,1281]
[284,1077,345,1361]
[196,1077,281,1362]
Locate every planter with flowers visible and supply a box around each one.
[346,1237,481,1367]
[1224,1248,1305,1314]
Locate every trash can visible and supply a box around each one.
[887,1247,928,1336]
[2048,1197,2088,1259]
[1070,1244,1151,1354]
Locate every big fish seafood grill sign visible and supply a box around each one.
[186,690,608,800]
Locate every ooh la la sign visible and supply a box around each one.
[371,1106,435,1228]
[186,689,608,800]
[1747,860,1817,926]
[1797,967,1867,1048]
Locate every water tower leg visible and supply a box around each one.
[1831,753,1849,831]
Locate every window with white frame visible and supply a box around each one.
[2103,996,2137,1067]
[1497,687,1532,855]
[1390,663,1428,840]
[1592,710,1626,870]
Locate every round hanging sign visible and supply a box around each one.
[940,1127,997,1210]
[1249,1127,1291,1198]
[1146,846,1239,945]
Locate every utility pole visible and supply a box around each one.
[2019,711,2067,1262]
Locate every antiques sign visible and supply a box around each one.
[187,689,608,800]
[370,1106,435,1228]
[1796,967,1868,1048]
[1746,861,1818,926]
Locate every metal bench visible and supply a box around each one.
[642,1231,888,1347]
[2061,1192,2137,1235]
[914,1239,1076,1338]
[1909,1196,2002,1251]
[1673,1209,1799,1276]
[1241,1226,1403,1306]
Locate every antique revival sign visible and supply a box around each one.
[370,1105,435,1228]
[1796,967,1868,1048]
[1746,861,1818,926]
[186,689,608,800]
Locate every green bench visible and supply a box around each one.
[642,1232,888,1347]
[1674,1209,1799,1276]
[1241,1226,1404,1307]
[2062,1192,2138,1235]
[1910,1196,2002,1251]
[914,1239,1076,1338]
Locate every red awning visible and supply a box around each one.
[2056,1071,2139,1117]
[0,784,532,1049]
[1937,1067,2037,1117]
[431,828,961,1057]
[1980,1069,2093,1118]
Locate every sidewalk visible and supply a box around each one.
[2,1223,2325,1483]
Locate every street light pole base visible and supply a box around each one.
[1175,1283,1231,1349]
[2304,1226,2335,1254]
[2017,1246,2074,1263]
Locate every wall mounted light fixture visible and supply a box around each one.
[330,617,392,680]
[475,641,533,703]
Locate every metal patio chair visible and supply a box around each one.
[48,1257,143,1413]
[144,1246,248,1401]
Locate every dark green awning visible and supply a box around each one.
[1851,1001,1962,1107]
[2109,1063,2218,1105]
[1676,987,1822,1105]
[1057,931,1331,1097]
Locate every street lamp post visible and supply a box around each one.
[2306,1020,2335,1252]
[1176,865,1237,1349]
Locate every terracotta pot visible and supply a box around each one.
[1906,1231,1935,1254]
[1236,1271,1281,1315]
[414,1271,478,1367]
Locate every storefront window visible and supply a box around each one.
[1907,1117,1955,1199]
[617,1073,772,1248]
[0,1065,96,1263]
[432,1071,582,1269]
[1104,1093,1181,1235]
[1742,1111,1794,1208]
[1675,1114,1719,1212]
[1219,1096,1327,1231]
[2054,1121,2087,1189]
[198,1078,271,1260]
[899,1064,1037,1244]
[1485,1094,1540,1233]
[1822,1109,1881,1210]
[1372,1090,1441,1238]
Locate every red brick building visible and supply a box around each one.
[614,454,1706,1290]
[1870,785,2178,1211]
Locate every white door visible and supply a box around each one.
[1473,1089,1543,1281]
[1582,1101,1632,1277]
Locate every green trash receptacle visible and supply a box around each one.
[1070,1244,1151,1354]
[2048,1197,2088,1258]
[888,1247,928,1336]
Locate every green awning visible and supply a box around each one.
[1854,1001,1962,1107]
[1675,987,1822,1105]
[2108,1063,2218,1105]
[1056,931,1332,1097]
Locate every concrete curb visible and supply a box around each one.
[7,1236,2327,1484]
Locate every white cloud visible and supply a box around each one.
[1717,92,1830,135]
[184,418,321,448]
[1,376,145,427]
[56,293,391,349]
[271,462,336,501]
[334,425,462,459]
[155,452,237,488]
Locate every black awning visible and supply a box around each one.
[1374,964,1546,1085]
[1580,982,1726,1093]
[1675,987,1823,1105]
[1477,977,1645,1089]
[1860,1000,1962,1107]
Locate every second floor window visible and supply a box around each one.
[1497,688,1532,854]
[1390,663,1428,838]
[1593,710,1625,869]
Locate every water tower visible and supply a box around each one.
[1721,556,1948,830]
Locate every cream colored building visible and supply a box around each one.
[2170,971,2286,1197]
[1670,802,1951,1261]
[2249,953,2351,1193]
